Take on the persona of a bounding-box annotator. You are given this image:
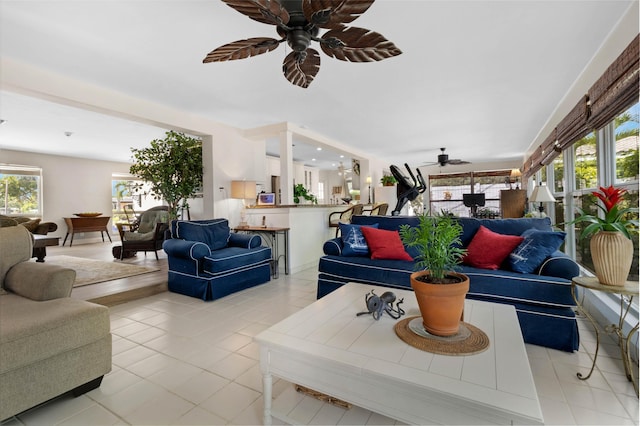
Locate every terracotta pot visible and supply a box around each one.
[590,231,633,286]
[410,270,470,336]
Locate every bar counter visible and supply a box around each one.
[243,204,356,274]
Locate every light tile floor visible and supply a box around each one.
[2,266,638,425]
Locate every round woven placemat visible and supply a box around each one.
[394,316,490,356]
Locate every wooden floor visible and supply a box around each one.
[44,241,169,307]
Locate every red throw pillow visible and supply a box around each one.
[464,225,524,270]
[360,227,413,261]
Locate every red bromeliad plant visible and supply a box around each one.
[573,185,638,240]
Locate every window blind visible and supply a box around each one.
[523,34,639,179]
[587,34,639,130]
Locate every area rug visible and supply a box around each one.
[43,255,160,287]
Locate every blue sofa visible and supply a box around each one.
[163,219,272,301]
[318,215,581,352]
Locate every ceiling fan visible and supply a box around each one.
[203,0,402,88]
[422,148,471,167]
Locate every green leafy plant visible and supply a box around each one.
[380,174,397,186]
[475,207,500,219]
[293,183,317,204]
[129,131,203,220]
[571,185,638,239]
[399,212,467,282]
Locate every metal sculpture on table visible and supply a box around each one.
[357,290,405,320]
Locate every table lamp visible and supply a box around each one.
[529,182,555,217]
[510,169,522,189]
[231,180,256,227]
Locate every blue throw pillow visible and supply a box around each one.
[509,229,566,274]
[175,219,230,251]
[340,222,379,257]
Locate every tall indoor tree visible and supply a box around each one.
[129,131,203,220]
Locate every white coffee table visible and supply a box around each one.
[255,283,543,425]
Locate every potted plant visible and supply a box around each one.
[399,212,468,336]
[380,174,397,186]
[129,131,203,220]
[293,184,317,204]
[570,185,638,285]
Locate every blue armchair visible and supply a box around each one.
[163,219,272,301]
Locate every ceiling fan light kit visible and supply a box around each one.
[203,0,402,88]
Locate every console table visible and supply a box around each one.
[571,276,639,396]
[234,226,290,278]
[63,216,112,247]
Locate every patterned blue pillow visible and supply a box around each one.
[509,229,566,274]
[340,222,379,257]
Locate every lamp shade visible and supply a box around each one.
[510,169,522,179]
[231,180,256,200]
[530,182,556,203]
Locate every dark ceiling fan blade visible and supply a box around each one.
[320,27,402,62]
[448,159,471,165]
[282,48,320,88]
[222,0,290,26]
[302,0,374,29]
[203,37,281,62]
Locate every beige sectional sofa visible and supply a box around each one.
[0,225,112,420]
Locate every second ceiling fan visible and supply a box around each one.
[423,148,471,167]
[203,0,402,88]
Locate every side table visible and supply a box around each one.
[32,235,60,262]
[63,216,112,247]
[234,226,290,278]
[571,276,639,396]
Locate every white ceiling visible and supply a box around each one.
[0,0,635,170]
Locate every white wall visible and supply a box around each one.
[2,135,266,242]
[1,149,129,243]
[1,58,269,228]
[211,126,267,225]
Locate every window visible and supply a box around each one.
[614,103,639,281]
[429,170,510,217]
[619,187,639,281]
[429,173,472,217]
[571,131,598,271]
[568,105,639,281]
[552,156,564,194]
[573,191,598,273]
[111,174,163,231]
[574,131,597,190]
[520,37,639,354]
[615,103,639,184]
[0,165,42,216]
